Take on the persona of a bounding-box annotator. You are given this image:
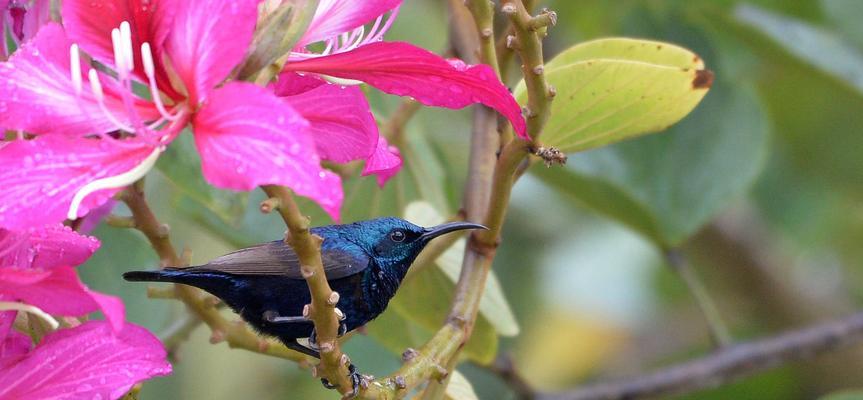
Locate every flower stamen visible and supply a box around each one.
[0,301,60,330]
[141,42,177,121]
[69,44,82,95]
[67,145,163,220]
[88,68,134,133]
[288,6,401,60]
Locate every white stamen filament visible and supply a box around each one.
[88,68,104,102]
[0,301,60,330]
[88,68,134,132]
[67,146,163,220]
[111,28,124,77]
[288,6,401,61]
[319,74,364,86]
[140,42,177,121]
[120,21,134,73]
[141,42,155,77]
[69,44,82,95]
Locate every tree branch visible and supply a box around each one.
[260,185,353,395]
[541,311,863,400]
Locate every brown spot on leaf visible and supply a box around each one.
[657,44,663,50]
[693,55,702,64]
[692,69,714,89]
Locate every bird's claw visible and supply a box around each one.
[308,320,349,349]
[320,363,367,399]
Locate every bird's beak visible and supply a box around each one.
[420,221,488,243]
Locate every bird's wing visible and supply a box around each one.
[192,240,370,280]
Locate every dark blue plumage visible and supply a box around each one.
[123,217,485,358]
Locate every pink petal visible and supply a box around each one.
[0,224,100,270]
[0,308,13,341]
[194,82,344,220]
[61,0,176,90]
[76,199,118,234]
[0,136,158,230]
[0,0,8,59]
[271,71,326,96]
[282,41,528,138]
[0,326,31,370]
[279,75,379,164]
[362,136,402,187]
[0,303,30,367]
[16,0,51,43]
[0,321,171,400]
[298,0,402,47]
[0,23,159,136]
[161,0,259,104]
[0,267,126,332]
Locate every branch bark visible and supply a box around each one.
[541,311,863,400]
[260,185,352,395]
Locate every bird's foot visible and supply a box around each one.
[321,363,368,398]
[308,312,349,349]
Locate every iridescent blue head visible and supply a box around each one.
[315,217,486,269]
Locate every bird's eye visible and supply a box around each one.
[390,230,406,242]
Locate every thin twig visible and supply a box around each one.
[664,249,732,348]
[464,0,500,76]
[541,311,863,400]
[381,99,421,147]
[488,354,537,400]
[260,185,353,395]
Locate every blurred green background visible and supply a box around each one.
[79,0,863,398]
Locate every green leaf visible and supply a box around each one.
[735,3,863,95]
[819,390,863,400]
[445,370,479,400]
[156,133,248,225]
[515,38,712,153]
[533,83,769,247]
[404,201,520,337]
[364,307,428,356]
[822,0,863,46]
[546,37,705,70]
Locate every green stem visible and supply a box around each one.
[665,249,733,348]
[260,185,353,394]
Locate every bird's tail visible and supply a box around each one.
[123,268,188,283]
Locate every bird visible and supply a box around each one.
[123,217,485,393]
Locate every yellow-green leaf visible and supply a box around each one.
[514,38,712,153]
[444,370,479,400]
[545,37,705,70]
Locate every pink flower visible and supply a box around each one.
[273,1,528,185]
[0,224,170,398]
[0,0,342,229]
[0,0,50,60]
[0,320,172,400]
[0,224,124,331]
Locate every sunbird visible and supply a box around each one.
[123,217,485,392]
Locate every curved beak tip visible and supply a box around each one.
[421,221,488,241]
